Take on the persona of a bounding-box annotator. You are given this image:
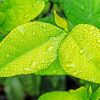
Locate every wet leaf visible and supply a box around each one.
[36,59,66,75]
[59,24,100,84]
[0,0,45,33]
[0,21,66,77]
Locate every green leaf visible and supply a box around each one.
[38,87,88,100]
[36,59,66,75]
[88,86,92,99]
[59,24,100,84]
[61,0,100,28]
[0,21,66,77]
[92,87,100,100]
[53,10,68,31]
[0,0,45,33]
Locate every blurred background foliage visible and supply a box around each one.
[0,0,99,100]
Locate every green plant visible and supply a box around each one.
[0,0,100,100]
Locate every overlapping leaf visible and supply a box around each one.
[38,87,88,100]
[0,21,66,77]
[92,87,100,100]
[0,0,45,33]
[36,59,66,75]
[61,0,100,28]
[59,24,100,84]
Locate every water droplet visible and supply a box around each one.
[73,71,79,75]
[24,68,32,71]
[33,32,35,36]
[81,5,85,10]
[48,46,53,52]
[80,48,84,54]
[32,61,37,66]
[18,26,25,35]
[87,57,92,62]
[41,60,45,64]
[52,70,56,73]
[97,39,100,43]
[6,54,10,58]
[80,70,83,73]
[20,39,24,42]
[20,5,24,9]
[18,5,23,9]
[67,62,75,68]
[24,14,29,19]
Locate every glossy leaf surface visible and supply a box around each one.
[0,21,66,77]
[0,0,45,33]
[59,24,100,83]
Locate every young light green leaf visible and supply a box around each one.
[88,86,92,99]
[61,0,100,28]
[0,0,45,33]
[53,10,68,32]
[0,21,66,77]
[38,87,88,100]
[59,24,100,84]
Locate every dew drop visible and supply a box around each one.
[20,5,24,9]
[52,70,56,73]
[24,68,32,71]
[87,57,92,62]
[18,26,25,35]
[6,54,10,58]
[24,14,29,19]
[33,32,35,36]
[18,5,24,9]
[97,39,100,43]
[80,48,84,54]
[67,62,75,68]
[48,46,53,52]
[80,70,83,73]
[73,71,79,75]
[20,39,24,42]
[41,60,45,64]
[81,5,85,10]
[32,61,37,66]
